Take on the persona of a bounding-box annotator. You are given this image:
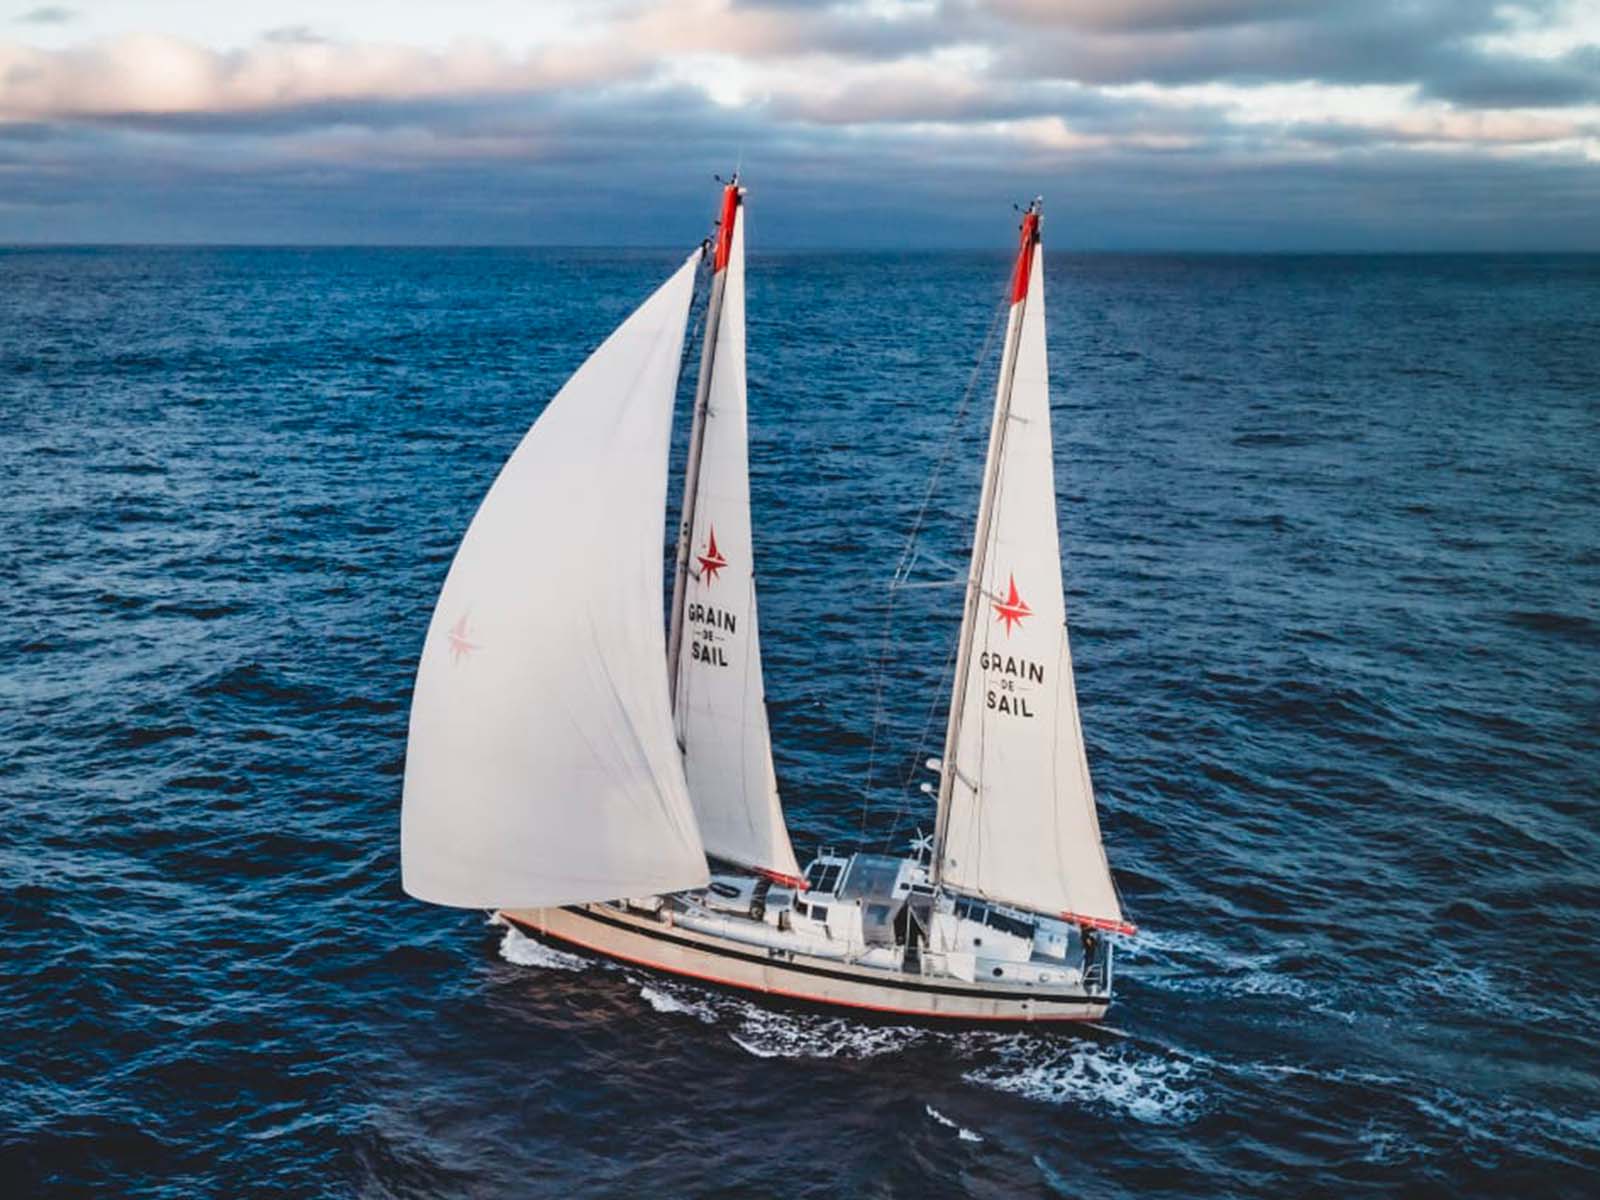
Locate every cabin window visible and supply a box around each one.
[986,910,1036,940]
[811,905,830,922]
[794,900,810,918]
[812,865,843,894]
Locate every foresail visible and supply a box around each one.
[936,224,1128,932]
[672,193,802,883]
[402,252,710,909]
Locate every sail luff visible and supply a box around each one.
[670,183,803,884]
[401,250,711,910]
[667,184,739,705]
[932,211,1038,881]
[932,208,1131,932]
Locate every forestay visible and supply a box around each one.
[402,251,711,909]
[936,222,1128,932]
[672,196,802,883]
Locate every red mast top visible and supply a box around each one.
[713,181,741,274]
[1009,203,1042,304]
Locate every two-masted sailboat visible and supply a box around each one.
[401,181,1134,1022]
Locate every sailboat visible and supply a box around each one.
[401,182,1134,1023]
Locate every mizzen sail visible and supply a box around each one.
[668,184,802,883]
[933,209,1129,933]
[402,251,711,910]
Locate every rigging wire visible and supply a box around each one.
[666,242,714,629]
[858,286,1013,846]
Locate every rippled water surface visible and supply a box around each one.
[3,247,1598,1197]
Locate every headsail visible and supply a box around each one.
[933,207,1131,933]
[402,251,711,910]
[667,183,803,884]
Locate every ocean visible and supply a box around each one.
[3,246,1597,1198]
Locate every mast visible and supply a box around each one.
[932,201,1042,887]
[668,178,742,706]
[665,178,803,883]
[928,202,1131,933]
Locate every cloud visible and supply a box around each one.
[1427,44,1600,107]
[984,0,1322,34]
[990,0,1600,108]
[0,0,1596,247]
[14,5,75,24]
[0,33,656,121]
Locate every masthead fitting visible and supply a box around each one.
[712,176,742,274]
[1010,202,1042,303]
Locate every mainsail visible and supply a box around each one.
[402,251,711,910]
[933,208,1130,933]
[667,184,803,884]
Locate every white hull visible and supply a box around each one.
[499,902,1110,1024]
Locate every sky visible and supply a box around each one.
[2,0,1598,248]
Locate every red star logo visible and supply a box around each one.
[992,573,1031,637]
[697,526,727,585]
[447,614,480,664]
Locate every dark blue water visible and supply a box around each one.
[4,246,1598,1198]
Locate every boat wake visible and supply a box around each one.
[962,1036,1204,1125]
[494,921,590,972]
[494,922,1203,1122]
[637,984,719,1024]
[727,1008,928,1060]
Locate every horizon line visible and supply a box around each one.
[6,242,1600,257]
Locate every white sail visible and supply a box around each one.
[402,252,711,910]
[935,219,1128,932]
[672,192,803,883]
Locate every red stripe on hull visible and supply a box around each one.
[504,912,1101,1024]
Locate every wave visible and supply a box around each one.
[728,1008,928,1061]
[494,922,589,972]
[924,1105,983,1143]
[962,1037,1205,1125]
[637,984,718,1025]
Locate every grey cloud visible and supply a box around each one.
[5,107,1597,251]
[1424,45,1600,108]
[2,0,1597,248]
[999,1,1493,84]
[983,0,1328,34]
[14,5,75,23]
[995,0,1600,108]
[260,25,330,46]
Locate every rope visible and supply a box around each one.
[858,287,1012,844]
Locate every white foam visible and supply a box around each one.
[1356,1119,1412,1165]
[1115,926,1227,963]
[727,1007,928,1060]
[1123,924,1329,1009]
[496,923,589,972]
[963,1037,1204,1125]
[1397,962,1577,1030]
[924,1104,984,1143]
[637,983,718,1024]
[1155,969,1316,1000]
